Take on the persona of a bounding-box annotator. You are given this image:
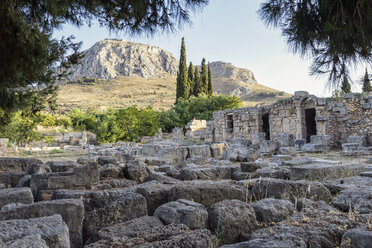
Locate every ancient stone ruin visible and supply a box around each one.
[0,91,371,247]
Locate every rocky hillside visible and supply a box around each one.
[57,39,290,110]
[65,39,179,80]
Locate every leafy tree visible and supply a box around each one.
[0,0,208,116]
[207,62,213,95]
[188,62,195,97]
[193,66,202,96]
[115,106,159,142]
[362,69,371,92]
[341,76,351,94]
[176,37,190,101]
[259,0,372,90]
[158,93,243,132]
[200,58,208,94]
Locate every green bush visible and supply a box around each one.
[68,109,96,131]
[159,93,242,132]
[40,113,58,126]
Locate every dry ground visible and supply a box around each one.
[57,75,291,111]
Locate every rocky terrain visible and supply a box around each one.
[0,134,371,247]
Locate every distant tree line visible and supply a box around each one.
[176,38,213,102]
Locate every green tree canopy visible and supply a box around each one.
[259,0,372,90]
[0,0,208,117]
[176,37,190,102]
[362,69,371,92]
[341,76,351,94]
[193,66,202,96]
[207,62,213,95]
[200,58,208,94]
[188,62,195,97]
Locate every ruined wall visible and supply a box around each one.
[185,120,214,142]
[212,92,372,147]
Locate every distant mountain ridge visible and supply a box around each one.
[65,39,179,80]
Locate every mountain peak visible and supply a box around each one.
[66,39,179,80]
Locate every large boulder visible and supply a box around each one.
[0,157,43,172]
[0,199,84,248]
[332,187,372,214]
[0,172,24,187]
[223,146,259,162]
[208,199,257,245]
[341,228,372,248]
[97,156,117,165]
[30,162,100,196]
[46,160,79,172]
[251,178,332,203]
[87,216,163,244]
[85,223,215,248]
[124,160,149,183]
[99,164,123,179]
[178,165,238,181]
[0,214,70,248]
[0,234,49,248]
[210,143,229,159]
[25,163,51,175]
[187,145,211,158]
[154,199,208,229]
[53,189,147,241]
[169,180,246,208]
[135,182,178,215]
[252,198,295,223]
[0,187,33,209]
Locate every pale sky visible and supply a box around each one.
[54,0,366,97]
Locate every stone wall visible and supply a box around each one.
[185,120,214,142]
[211,91,372,148]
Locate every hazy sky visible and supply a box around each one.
[54,0,365,97]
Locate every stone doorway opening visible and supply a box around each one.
[305,108,317,142]
[262,113,270,140]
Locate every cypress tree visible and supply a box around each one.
[176,38,189,102]
[207,62,213,96]
[341,76,351,94]
[200,58,208,94]
[193,67,202,96]
[362,69,371,92]
[188,62,195,97]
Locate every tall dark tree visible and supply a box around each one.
[362,69,371,92]
[0,0,208,119]
[200,58,208,94]
[207,62,213,95]
[341,76,351,94]
[193,67,202,96]
[176,37,189,102]
[259,0,372,89]
[188,62,195,97]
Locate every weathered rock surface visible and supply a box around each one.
[124,160,149,183]
[252,198,295,223]
[46,160,79,172]
[341,228,372,248]
[0,187,33,209]
[290,163,366,180]
[154,199,208,229]
[97,156,117,165]
[0,234,49,248]
[251,178,332,203]
[65,39,179,80]
[53,189,147,241]
[0,157,42,172]
[0,214,70,248]
[168,180,246,208]
[25,162,51,175]
[208,199,257,245]
[0,199,84,248]
[332,187,372,214]
[99,164,123,179]
[210,143,229,159]
[178,165,238,180]
[0,171,24,187]
[187,145,211,158]
[85,223,215,248]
